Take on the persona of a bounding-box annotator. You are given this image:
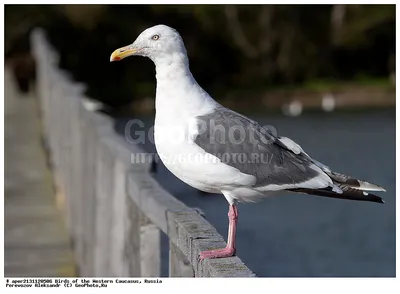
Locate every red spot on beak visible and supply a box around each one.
[114,56,121,61]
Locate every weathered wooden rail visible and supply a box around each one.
[31,29,255,277]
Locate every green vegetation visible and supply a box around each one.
[301,77,393,92]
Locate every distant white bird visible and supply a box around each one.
[282,100,303,116]
[81,97,105,112]
[110,25,385,260]
[321,93,336,112]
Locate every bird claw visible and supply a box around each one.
[199,247,236,260]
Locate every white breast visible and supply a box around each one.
[154,109,255,193]
[153,60,255,195]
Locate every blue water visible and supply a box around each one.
[115,109,395,277]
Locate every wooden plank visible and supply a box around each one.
[93,141,115,276]
[78,106,98,276]
[125,200,141,277]
[109,159,129,277]
[127,173,188,234]
[140,215,161,277]
[87,111,151,173]
[68,94,85,268]
[96,126,161,277]
[169,241,194,277]
[56,80,74,232]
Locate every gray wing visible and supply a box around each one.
[193,106,321,188]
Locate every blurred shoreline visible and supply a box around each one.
[124,84,395,117]
[5,52,395,119]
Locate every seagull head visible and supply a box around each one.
[110,24,187,64]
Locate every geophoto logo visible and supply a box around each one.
[124,118,278,146]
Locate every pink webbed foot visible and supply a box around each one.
[199,246,236,260]
[199,204,238,260]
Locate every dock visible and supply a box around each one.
[4,66,76,277]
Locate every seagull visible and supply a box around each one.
[110,25,385,260]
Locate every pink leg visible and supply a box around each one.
[199,205,238,260]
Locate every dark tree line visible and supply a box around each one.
[5,4,395,108]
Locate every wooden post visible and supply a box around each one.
[109,159,129,277]
[169,241,194,277]
[140,215,161,277]
[70,93,85,264]
[125,199,142,277]
[79,110,98,276]
[93,142,115,276]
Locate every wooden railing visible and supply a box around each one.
[31,29,255,278]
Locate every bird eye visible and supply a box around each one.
[151,34,160,40]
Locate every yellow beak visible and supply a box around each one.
[110,45,138,62]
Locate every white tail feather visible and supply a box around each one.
[352,181,386,192]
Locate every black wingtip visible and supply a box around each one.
[362,192,385,204]
[288,187,385,204]
[372,197,385,204]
